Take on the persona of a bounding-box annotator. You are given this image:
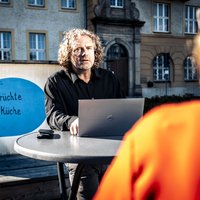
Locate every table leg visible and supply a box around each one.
[68,164,85,200]
[57,162,67,200]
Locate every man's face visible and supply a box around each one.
[71,35,95,71]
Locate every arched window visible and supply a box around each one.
[183,56,198,81]
[153,53,170,81]
[107,43,127,60]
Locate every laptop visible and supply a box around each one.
[78,98,144,138]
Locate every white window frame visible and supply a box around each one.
[153,53,170,81]
[153,2,169,33]
[185,5,198,34]
[28,0,44,7]
[184,56,198,81]
[61,0,75,9]
[0,31,11,61]
[29,33,46,61]
[110,0,123,8]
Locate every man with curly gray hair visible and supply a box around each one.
[44,28,124,200]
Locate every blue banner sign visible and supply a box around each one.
[0,78,45,136]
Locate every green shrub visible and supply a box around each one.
[144,94,200,114]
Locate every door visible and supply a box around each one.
[106,44,128,96]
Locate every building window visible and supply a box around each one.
[0,31,11,61]
[184,56,198,81]
[185,5,198,34]
[0,0,9,4]
[153,2,169,33]
[28,0,44,7]
[61,0,75,9]
[29,33,46,60]
[107,44,126,60]
[0,0,12,6]
[153,53,170,81]
[110,0,123,8]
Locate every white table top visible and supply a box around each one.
[14,131,123,164]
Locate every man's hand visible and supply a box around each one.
[69,118,79,135]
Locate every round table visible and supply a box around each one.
[14,131,123,200]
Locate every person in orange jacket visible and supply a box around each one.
[93,101,200,200]
[93,9,200,200]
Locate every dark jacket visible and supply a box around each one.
[44,68,125,131]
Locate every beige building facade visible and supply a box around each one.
[87,0,200,97]
[0,0,199,98]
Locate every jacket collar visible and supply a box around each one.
[65,68,101,83]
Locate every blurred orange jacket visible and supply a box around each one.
[93,100,200,200]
